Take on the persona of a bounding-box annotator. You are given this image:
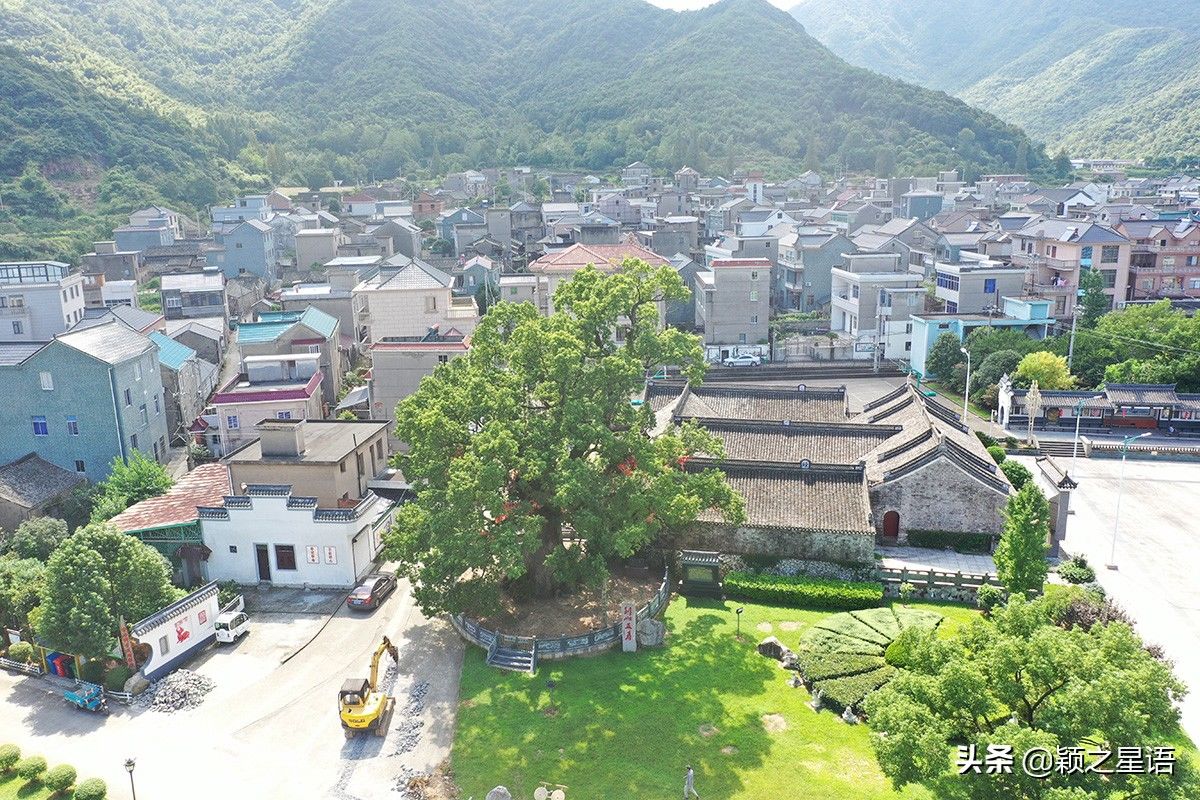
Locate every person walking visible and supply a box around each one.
[684,765,699,799]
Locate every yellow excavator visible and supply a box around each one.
[339,636,399,738]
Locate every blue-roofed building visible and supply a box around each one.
[908,296,1055,377]
[235,306,344,405]
[0,319,169,482]
[149,332,218,444]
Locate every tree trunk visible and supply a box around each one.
[523,512,565,598]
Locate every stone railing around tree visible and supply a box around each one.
[879,566,1003,603]
[451,568,671,661]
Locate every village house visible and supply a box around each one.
[0,261,87,342]
[368,337,470,447]
[908,296,1055,377]
[148,332,218,444]
[82,241,145,283]
[160,270,227,321]
[775,227,854,312]
[1011,218,1131,317]
[694,258,771,361]
[0,452,86,532]
[1116,217,1200,300]
[528,239,669,316]
[352,260,478,344]
[210,353,326,452]
[237,307,345,406]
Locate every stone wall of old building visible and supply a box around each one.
[869,458,1008,540]
[671,522,875,565]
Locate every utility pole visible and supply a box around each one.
[1066,307,1080,370]
[872,294,886,374]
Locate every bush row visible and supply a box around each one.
[0,743,106,797]
[724,572,883,610]
[905,530,993,554]
[794,651,884,682]
[813,665,897,713]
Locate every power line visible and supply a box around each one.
[1052,323,1200,359]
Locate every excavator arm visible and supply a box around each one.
[367,636,400,690]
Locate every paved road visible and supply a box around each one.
[1015,455,1200,740]
[0,580,463,800]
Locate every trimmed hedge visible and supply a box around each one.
[724,572,883,610]
[813,665,897,713]
[814,614,892,647]
[5,641,34,664]
[906,529,993,554]
[0,744,19,773]
[15,755,46,782]
[795,651,882,682]
[798,627,885,656]
[75,778,108,800]
[1058,556,1096,585]
[44,764,77,794]
[986,445,1007,464]
[850,608,901,639]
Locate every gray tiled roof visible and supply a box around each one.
[56,319,154,364]
[689,419,897,465]
[0,342,44,366]
[1104,383,1180,405]
[0,452,86,509]
[676,384,847,423]
[692,459,873,533]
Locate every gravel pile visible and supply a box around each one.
[393,681,431,756]
[393,765,424,798]
[133,669,215,712]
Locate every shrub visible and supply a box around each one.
[976,583,1006,615]
[15,755,47,783]
[906,530,993,554]
[104,665,133,692]
[897,582,916,603]
[975,430,997,448]
[0,744,20,773]
[986,445,1006,464]
[999,459,1032,490]
[883,626,930,669]
[44,764,77,794]
[1004,436,1019,448]
[6,641,34,664]
[723,572,883,610]
[813,665,896,712]
[74,777,108,800]
[795,651,883,681]
[217,579,241,609]
[1058,556,1096,585]
[79,659,107,684]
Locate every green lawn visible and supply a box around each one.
[923,381,990,420]
[452,597,980,799]
[0,774,52,800]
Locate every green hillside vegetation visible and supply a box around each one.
[1,0,1043,260]
[789,0,1200,164]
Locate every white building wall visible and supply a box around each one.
[201,494,390,588]
[356,286,477,340]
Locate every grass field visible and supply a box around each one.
[452,597,980,800]
[0,774,52,800]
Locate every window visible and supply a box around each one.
[738,333,747,344]
[11,321,22,336]
[133,363,141,381]
[165,296,182,309]
[750,270,759,281]
[936,272,960,291]
[751,315,759,324]
[424,296,437,313]
[905,341,912,351]
[140,404,148,425]
[159,635,169,656]
[340,459,347,473]
[67,416,79,436]
[1099,270,1117,289]
[277,411,293,419]
[306,344,321,354]
[8,295,23,308]
[1191,279,1200,290]
[229,545,238,554]
[983,278,997,294]
[945,301,958,313]
[32,416,48,436]
[905,323,913,334]
[235,242,243,249]
[437,354,448,364]
[74,460,85,473]
[39,371,53,390]
[1163,256,1176,268]
[152,440,160,461]
[851,285,860,299]
[124,388,132,406]
[376,440,384,460]
[226,415,240,430]
[154,394,161,414]
[749,290,758,302]
[356,453,365,473]
[1081,246,1093,262]
[274,545,297,571]
[1101,245,1120,264]
[130,434,139,450]
[62,289,68,302]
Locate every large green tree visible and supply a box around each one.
[3,517,69,561]
[91,452,174,523]
[865,595,1195,799]
[1015,351,1074,390]
[0,557,45,632]
[37,523,177,657]
[926,332,966,383]
[385,260,744,614]
[1077,269,1109,329]
[994,483,1050,596]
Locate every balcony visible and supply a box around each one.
[1012,252,1079,272]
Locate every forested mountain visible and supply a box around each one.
[788,0,1200,164]
[1,0,1042,259]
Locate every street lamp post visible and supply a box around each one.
[960,346,972,424]
[124,758,137,800]
[1070,395,1104,476]
[1106,431,1152,570]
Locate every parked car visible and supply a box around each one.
[347,572,398,611]
[722,353,761,367]
[214,610,250,643]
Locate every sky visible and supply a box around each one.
[646,0,793,9]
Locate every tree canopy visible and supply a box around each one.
[1015,351,1074,390]
[1,517,69,562]
[994,483,1050,596]
[37,523,177,658]
[91,452,174,523]
[384,260,744,614]
[864,592,1195,799]
[926,332,966,384]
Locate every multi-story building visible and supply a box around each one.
[149,331,217,444]
[368,338,470,447]
[775,227,855,312]
[909,297,1054,377]
[211,195,271,228]
[831,253,924,359]
[160,271,227,320]
[0,261,87,342]
[353,261,478,344]
[621,161,652,187]
[528,240,669,316]
[694,258,771,359]
[1011,218,1131,317]
[0,319,169,481]
[222,417,390,507]
[931,255,1027,314]
[82,241,144,283]
[1116,218,1200,301]
[211,353,326,452]
[212,219,276,282]
[295,228,345,271]
[236,307,344,406]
